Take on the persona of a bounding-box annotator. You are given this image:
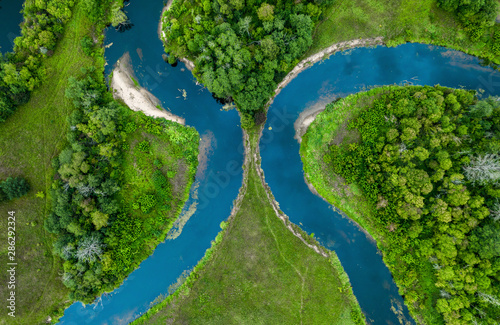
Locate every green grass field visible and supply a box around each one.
[0,2,99,323]
[300,89,388,241]
[307,0,499,64]
[133,131,364,325]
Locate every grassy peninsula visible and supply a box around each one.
[301,85,500,324]
[133,131,365,325]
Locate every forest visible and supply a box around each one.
[302,86,500,324]
[44,68,198,302]
[161,0,332,120]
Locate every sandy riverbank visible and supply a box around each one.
[159,0,195,71]
[111,52,185,124]
[267,37,384,108]
[293,96,335,143]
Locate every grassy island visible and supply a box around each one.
[301,85,500,324]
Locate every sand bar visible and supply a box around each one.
[111,52,185,125]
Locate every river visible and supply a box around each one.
[260,45,500,324]
[52,1,500,324]
[0,0,23,53]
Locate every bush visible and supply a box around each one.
[138,140,151,152]
[240,112,255,130]
[80,36,94,56]
[125,121,138,133]
[137,194,156,213]
[0,177,30,201]
[492,30,500,55]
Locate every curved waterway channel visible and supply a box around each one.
[58,1,500,324]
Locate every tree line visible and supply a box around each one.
[309,86,500,324]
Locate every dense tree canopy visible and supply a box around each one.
[437,0,499,41]
[45,68,199,302]
[162,0,332,117]
[437,0,499,24]
[304,86,500,324]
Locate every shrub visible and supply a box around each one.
[125,121,138,133]
[80,36,94,56]
[0,177,30,201]
[138,140,151,152]
[138,194,156,213]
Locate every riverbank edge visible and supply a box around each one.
[156,0,350,289]
[110,52,186,124]
[131,123,365,324]
[56,71,200,320]
[159,0,195,71]
[299,87,402,255]
[293,100,380,244]
[299,86,465,324]
[11,1,119,324]
[266,37,385,108]
[55,7,197,322]
[249,127,367,323]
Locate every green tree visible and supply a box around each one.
[257,3,274,21]
[0,177,30,201]
[260,37,279,60]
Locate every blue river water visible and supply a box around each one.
[54,1,500,324]
[0,0,23,53]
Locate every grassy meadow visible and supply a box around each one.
[307,0,499,65]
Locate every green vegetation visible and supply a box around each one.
[161,0,499,127]
[45,67,198,302]
[308,0,500,64]
[0,0,121,124]
[0,177,30,202]
[0,1,107,323]
[0,0,75,123]
[161,0,333,116]
[0,0,197,322]
[133,131,364,324]
[301,85,500,324]
[111,108,198,281]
